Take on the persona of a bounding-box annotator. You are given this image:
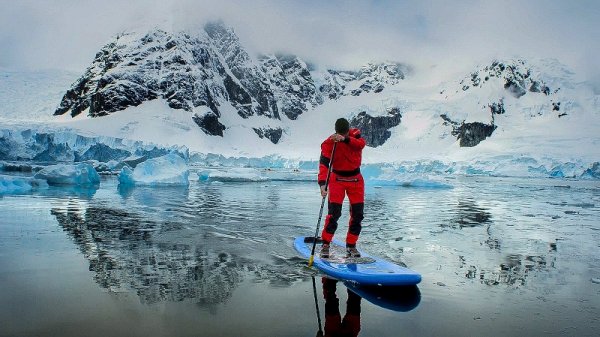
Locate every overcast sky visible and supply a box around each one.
[0,0,598,81]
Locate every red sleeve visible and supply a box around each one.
[345,128,366,150]
[318,138,334,186]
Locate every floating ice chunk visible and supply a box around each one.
[34,163,100,186]
[198,168,268,182]
[118,166,134,185]
[0,174,48,194]
[119,153,189,186]
[402,178,453,189]
[261,169,314,182]
[368,177,452,189]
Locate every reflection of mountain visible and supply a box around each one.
[441,198,492,229]
[52,205,246,306]
[464,252,556,286]
[441,197,557,286]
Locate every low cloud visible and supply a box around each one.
[0,0,597,78]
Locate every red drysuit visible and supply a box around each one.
[318,128,366,246]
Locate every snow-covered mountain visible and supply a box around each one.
[52,21,410,145]
[1,21,599,178]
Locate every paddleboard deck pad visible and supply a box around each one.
[295,236,421,286]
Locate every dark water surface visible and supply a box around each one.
[1,175,599,336]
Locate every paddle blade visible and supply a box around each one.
[304,236,324,244]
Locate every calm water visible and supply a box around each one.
[1,173,599,336]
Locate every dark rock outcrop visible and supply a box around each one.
[489,99,505,116]
[193,111,226,136]
[350,108,402,147]
[252,127,283,144]
[456,122,497,147]
[441,114,497,147]
[529,80,550,95]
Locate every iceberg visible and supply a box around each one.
[198,168,268,182]
[119,153,189,186]
[0,174,48,194]
[34,163,100,186]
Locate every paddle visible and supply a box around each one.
[311,277,324,336]
[308,142,337,267]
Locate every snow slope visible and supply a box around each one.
[0,68,79,123]
[0,34,598,179]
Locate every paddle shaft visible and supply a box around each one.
[308,142,337,267]
[311,277,323,335]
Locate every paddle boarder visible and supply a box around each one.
[318,118,366,258]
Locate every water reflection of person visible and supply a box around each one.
[319,277,361,337]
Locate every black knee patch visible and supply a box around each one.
[326,202,342,234]
[328,202,342,219]
[349,203,364,235]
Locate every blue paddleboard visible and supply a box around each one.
[294,236,421,286]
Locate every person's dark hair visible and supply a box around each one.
[335,118,350,134]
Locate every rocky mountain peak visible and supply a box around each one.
[459,59,555,98]
[319,61,409,99]
[259,53,322,120]
[53,22,409,145]
[54,23,280,123]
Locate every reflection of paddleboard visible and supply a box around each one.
[344,282,421,312]
[294,237,421,286]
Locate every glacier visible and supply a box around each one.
[0,128,189,164]
[2,126,598,183]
